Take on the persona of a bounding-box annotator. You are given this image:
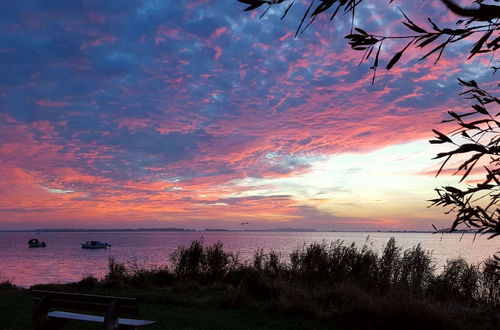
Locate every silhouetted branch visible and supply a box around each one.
[430,81,500,251]
[442,0,500,21]
[238,0,499,83]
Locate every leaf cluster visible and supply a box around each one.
[429,81,500,259]
[238,0,499,83]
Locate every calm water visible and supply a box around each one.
[1,231,498,287]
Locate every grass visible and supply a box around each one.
[0,284,333,330]
[0,283,32,330]
[2,237,500,329]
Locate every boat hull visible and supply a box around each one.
[81,245,107,249]
[28,239,46,248]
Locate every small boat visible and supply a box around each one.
[28,238,46,248]
[81,241,111,249]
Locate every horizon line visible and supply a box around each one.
[0,227,452,233]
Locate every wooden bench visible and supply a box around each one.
[31,290,156,330]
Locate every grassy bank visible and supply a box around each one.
[2,238,500,329]
[0,285,331,330]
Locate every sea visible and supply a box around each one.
[1,231,499,287]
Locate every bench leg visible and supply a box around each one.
[33,294,49,330]
[104,300,120,330]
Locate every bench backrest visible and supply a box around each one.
[31,290,139,315]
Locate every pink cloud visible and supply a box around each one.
[117,118,152,132]
[80,35,117,50]
[279,31,293,42]
[87,11,106,23]
[36,100,69,107]
[211,27,228,39]
[214,45,223,60]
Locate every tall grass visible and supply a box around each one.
[397,243,434,294]
[93,237,500,328]
[170,238,240,280]
[0,279,17,290]
[481,256,500,304]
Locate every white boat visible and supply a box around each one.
[81,241,111,249]
[28,238,46,248]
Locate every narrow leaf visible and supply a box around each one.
[295,0,315,38]
[417,34,440,48]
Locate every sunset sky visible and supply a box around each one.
[0,0,497,230]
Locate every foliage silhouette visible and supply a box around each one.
[429,80,500,266]
[238,0,499,83]
[102,238,500,308]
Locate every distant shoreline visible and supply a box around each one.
[0,228,471,233]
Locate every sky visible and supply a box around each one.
[0,0,497,230]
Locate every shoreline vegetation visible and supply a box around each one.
[2,238,500,329]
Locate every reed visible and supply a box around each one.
[170,238,239,279]
[99,237,500,307]
[0,279,17,290]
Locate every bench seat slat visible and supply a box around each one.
[49,311,104,323]
[31,290,137,306]
[33,297,138,314]
[48,311,156,326]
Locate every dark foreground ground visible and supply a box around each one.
[2,280,500,330]
[0,285,333,330]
